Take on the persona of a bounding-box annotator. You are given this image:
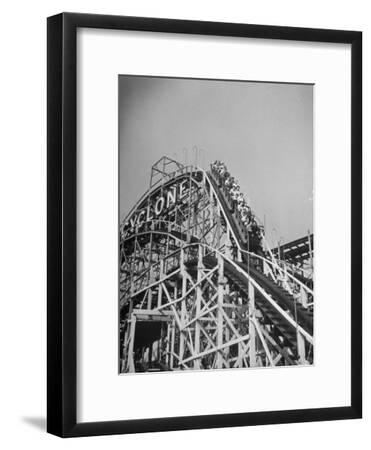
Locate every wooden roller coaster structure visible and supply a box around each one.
[120,157,314,373]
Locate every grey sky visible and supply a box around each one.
[119,75,313,246]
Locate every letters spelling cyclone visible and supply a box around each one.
[127,179,188,231]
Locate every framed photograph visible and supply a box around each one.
[47,13,362,437]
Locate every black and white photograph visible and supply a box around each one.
[0,2,364,445]
[119,75,314,374]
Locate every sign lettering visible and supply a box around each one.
[128,180,189,231]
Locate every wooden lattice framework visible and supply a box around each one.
[120,158,314,373]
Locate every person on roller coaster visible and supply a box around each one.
[211,160,229,182]
[211,160,262,242]
[230,181,240,201]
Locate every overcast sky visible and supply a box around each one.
[119,75,313,246]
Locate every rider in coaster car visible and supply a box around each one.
[225,176,234,188]
[230,184,239,201]
[236,192,244,204]
[211,161,227,182]
[211,162,259,236]
[221,168,229,182]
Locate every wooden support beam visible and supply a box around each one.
[194,245,203,369]
[182,333,250,365]
[251,317,275,366]
[179,249,187,364]
[248,280,257,367]
[216,254,224,369]
[127,316,136,372]
[297,331,306,364]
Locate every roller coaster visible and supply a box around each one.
[120,156,314,373]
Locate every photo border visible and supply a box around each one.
[47,12,362,437]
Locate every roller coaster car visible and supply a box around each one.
[209,169,263,252]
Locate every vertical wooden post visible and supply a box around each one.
[216,254,224,369]
[225,229,232,259]
[297,331,306,364]
[157,259,164,308]
[121,324,129,373]
[165,322,170,367]
[127,315,136,372]
[170,320,175,369]
[187,172,192,241]
[179,248,187,365]
[248,280,257,367]
[147,262,153,310]
[147,288,153,310]
[300,285,308,307]
[237,247,242,263]
[194,245,203,369]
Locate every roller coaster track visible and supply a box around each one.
[120,158,314,373]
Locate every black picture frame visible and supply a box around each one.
[47,12,362,438]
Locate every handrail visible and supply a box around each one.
[239,248,314,297]
[122,220,187,241]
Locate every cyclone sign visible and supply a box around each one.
[127,179,189,231]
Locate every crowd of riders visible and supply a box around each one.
[211,160,261,236]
